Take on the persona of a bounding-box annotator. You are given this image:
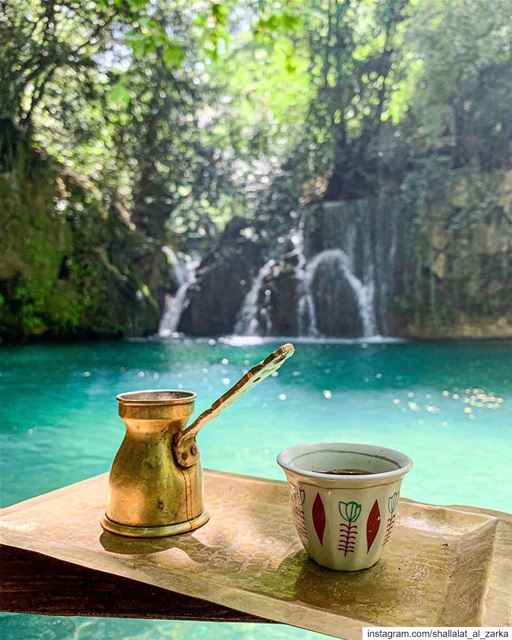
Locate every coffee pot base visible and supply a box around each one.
[101,510,210,538]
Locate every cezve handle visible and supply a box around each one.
[174,343,295,468]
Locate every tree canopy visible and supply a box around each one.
[1,0,511,246]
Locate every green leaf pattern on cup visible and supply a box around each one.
[388,492,399,514]
[339,501,362,523]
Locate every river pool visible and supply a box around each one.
[1,338,511,639]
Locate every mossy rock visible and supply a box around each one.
[0,147,161,341]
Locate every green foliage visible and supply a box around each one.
[405,0,512,170]
[2,0,510,229]
[107,82,130,107]
[0,148,160,339]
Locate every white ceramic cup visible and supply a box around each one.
[277,442,412,571]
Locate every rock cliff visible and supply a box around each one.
[395,171,512,338]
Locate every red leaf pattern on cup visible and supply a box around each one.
[383,514,395,544]
[366,499,381,551]
[312,493,326,544]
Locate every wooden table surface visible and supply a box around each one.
[0,543,268,622]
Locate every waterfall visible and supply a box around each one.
[229,198,400,339]
[294,198,402,338]
[298,249,377,338]
[158,248,196,337]
[294,219,320,337]
[234,258,276,336]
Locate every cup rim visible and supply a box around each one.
[117,389,197,406]
[277,441,412,483]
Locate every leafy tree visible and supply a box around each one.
[406,0,512,171]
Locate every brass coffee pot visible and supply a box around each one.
[101,343,294,537]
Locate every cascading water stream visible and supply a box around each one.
[294,219,320,337]
[298,249,377,338]
[158,248,197,337]
[234,258,276,336]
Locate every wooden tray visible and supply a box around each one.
[1,470,511,638]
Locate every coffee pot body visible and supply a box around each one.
[102,390,209,537]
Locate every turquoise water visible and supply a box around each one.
[1,338,511,639]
